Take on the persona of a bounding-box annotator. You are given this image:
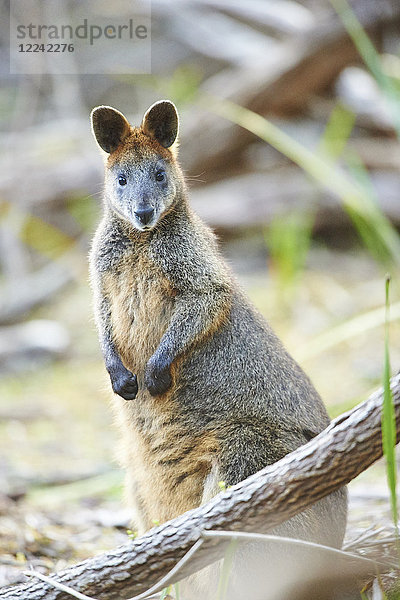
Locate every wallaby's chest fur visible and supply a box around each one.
[105,250,174,377]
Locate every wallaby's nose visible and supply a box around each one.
[134,207,154,225]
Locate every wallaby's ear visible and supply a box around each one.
[141,100,179,148]
[90,106,131,153]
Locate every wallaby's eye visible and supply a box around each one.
[155,169,166,183]
[118,175,127,186]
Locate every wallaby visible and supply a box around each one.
[89,100,348,600]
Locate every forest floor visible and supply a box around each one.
[0,238,399,591]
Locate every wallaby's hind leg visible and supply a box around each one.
[178,456,347,600]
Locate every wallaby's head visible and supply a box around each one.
[91,100,181,232]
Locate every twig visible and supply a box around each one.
[344,526,388,550]
[201,530,386,568]
[124,529,388,600]
[23,570,98,600]
[23,541,206,600]
[126,539,204,600]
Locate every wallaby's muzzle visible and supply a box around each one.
[134,206,154,226]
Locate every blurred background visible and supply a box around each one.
[1,0,400,589]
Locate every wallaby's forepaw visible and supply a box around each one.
[145,355,172,396]
[110,369,138,401]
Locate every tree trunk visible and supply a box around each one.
[1,373,399,600]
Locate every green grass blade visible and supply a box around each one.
[266,103,356,297]
[297,300,400,362]
[201,95,400,268]
[344,151,396,264]
[160,585,173,599]
[382,275,399,536]
[216,539,238,600]
[265,103,355,296]
[266,209,314,291]
[319,103,355,159]
[330,0,400,138]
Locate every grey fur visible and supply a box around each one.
[89,102,348,599]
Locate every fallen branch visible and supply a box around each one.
[190,167,400,231]
[23,531,382,600]
[1,373,400,600]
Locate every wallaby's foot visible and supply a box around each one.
[110,368,138,400]
[145,355,172,396]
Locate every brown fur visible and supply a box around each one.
[107,128,174,168]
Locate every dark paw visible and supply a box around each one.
[110,369,138,401]
[145,357,172,397]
